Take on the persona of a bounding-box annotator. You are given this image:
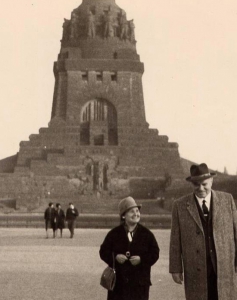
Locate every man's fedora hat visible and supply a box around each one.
[186,163,216,182]
[118,196,142,216]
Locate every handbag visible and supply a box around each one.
[100,252,116,291]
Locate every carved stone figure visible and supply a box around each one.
[129,19,135,42]
[70,11,79,39]
[62,18,70,41]
[119,11,129,40]
[104,10,114,38]
[87,11,96,38]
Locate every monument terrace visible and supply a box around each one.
[0,0,185,215]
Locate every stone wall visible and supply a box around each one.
[0,0,185,212]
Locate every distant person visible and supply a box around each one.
[100,196,159,300]
[55,203,65,238]
[66,203,79,238]
[169,163,237,300]
[44,202,56,238]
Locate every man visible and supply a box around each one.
[66,203,79,238]
[44,202,56,238]
[169,163,237,300]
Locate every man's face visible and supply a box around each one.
[192,177,213,198]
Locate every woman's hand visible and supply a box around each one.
[129,256,141,266]
[116,254,128,264]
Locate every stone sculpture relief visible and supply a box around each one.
[129,19,136,42]
[85,160,109,192]
[70,11,79,39]
[87,11,96,38]
[119,10,129,40]
[61,6,135,42]
[62,18,70,41]
[104,10,115,38]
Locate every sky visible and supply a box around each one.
[0,0,237,174]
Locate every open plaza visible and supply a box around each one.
[0,228,184,300]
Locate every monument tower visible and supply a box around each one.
[0,0,184,210]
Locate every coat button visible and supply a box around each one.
[197,268,201,271]
[196,250,199,254]
[196,231,200,234]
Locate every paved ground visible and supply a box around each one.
[0,228,185,300]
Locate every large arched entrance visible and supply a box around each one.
[80,99,118,146]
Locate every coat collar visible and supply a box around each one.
[186,190,221,232]
[211,190,221,227]
[187,194,204,233]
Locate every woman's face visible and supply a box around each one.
[124,207,140,226]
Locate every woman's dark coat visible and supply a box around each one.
[100,223,159,300]
[55,209,65,230]
[44,207,56,230]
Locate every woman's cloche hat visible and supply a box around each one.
[118,196,142,216]
[186,163,216,182]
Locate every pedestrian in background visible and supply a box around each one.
[44,202,56,238]
[55,203,65,238]
[66,203,79,238]
[100,196,159,300]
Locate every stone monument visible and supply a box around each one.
[0,0,184,211]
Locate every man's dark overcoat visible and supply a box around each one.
[169,190,237,300]
[66,207,79,220]
[100,223,159,300]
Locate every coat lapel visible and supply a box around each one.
[211,190,221,229]
[187,194,204,233]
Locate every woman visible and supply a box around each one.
[55,203,65,238]
[100,196,159,300]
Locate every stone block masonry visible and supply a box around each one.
[0,0,184,212]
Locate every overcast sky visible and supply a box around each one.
[0,0,237,174]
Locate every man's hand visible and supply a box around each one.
[129,256,141,266]
[172,273,183,284]
[116,254,128,264]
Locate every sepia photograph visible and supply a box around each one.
[0,0,236,299]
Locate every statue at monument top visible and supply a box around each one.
[59,0,136,47]
[86,11,96,38]
[103,8,115,38]
[62,18,70,41]
[119,10,129,40]
[70,11,79,39]
[129,19,136,42]
[82,0,116,5]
